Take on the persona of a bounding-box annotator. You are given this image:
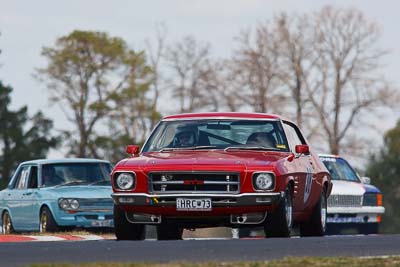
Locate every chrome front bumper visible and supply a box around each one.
[112,192,283,207]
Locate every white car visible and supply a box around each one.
[319,154,385,234]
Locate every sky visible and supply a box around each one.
[1,0,399,164]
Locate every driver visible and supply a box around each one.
[42,165,64,187]
[173,126,197,147]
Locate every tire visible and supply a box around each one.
[264,184,293,237]
[2,211,14,234]
[358,223,379,235]
[157,224,184,240]
[40,206,59,233]
[238,227,252,238]
[114,205,145,240]
[325,223,343,235]
[300,187,327,237]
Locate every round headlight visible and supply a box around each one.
[58,198,80,210]
[116,172,135,190]
[70,199,80,210]
[254,173,274,190]
[59,198,69,210]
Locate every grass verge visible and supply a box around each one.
[29,256,400,267]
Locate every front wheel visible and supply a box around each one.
[358,223,379,235]
[114,205,145,240]
[40,206,59,233]
[300,187,327,237]
[2,211,14,234]
[264,184,293,237]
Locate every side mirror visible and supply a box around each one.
[295,144,310,154]
[126,145,140,157]
[361,176,371,185]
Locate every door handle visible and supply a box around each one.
[23,192,33,196]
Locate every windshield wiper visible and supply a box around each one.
[159,146,217,152]
[89,180,111,186]
[56,181,89,187]
[224,146,281,152]
[191,145,218,150]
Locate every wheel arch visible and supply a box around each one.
[39,203,59,225]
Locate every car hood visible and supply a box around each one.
[42,185,112,199]
[330,180,381,196]
[120,150,290,170]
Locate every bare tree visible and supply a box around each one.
[164,36,218,113]
[307,6,397,155]
[232,23,287,114]
[276,13,316,128]
[145,24,168,128]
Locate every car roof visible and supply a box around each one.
[318,154,340,158]
[20,158,111,165]
[163,112,285,121]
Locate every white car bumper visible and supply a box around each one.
[327,206,385,224]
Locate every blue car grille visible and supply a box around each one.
[78,198,113,210]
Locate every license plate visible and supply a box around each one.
[176,198,212,211]
[327,217,364,223]
[91,220,114,227]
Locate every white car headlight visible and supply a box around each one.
[115,172,135,190]
[58,198,80,211]
[253,172,275,190]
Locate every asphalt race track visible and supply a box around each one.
[1,235,400,267]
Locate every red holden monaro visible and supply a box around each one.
[111,112,332,240]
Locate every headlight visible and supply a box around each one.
[253,172,275,190]
[363,193,382,206]
[58,198,80,211]
[114,172,135,190]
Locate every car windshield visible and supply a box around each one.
[319,157,360,182]
[41,162,112,187]
[142,119,290,152]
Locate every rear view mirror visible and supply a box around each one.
[295,144,310,154]
[361,176,371,184]
[206,124,231,130]
[126,145,140,156]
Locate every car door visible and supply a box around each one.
[20,165,40,230]
[283,121,313,212]
[6,165,30,230]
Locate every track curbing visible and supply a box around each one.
[0,234,105,242]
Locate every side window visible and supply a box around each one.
[283,122,305,152]
[28,166,38,189]
[15,166,30,189]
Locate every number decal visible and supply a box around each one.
[304,166,313,203]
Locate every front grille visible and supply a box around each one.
[149,172,240,194]
[78,198,113,209]
[328,195,362,207]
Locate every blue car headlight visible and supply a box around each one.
[59,198,80,211]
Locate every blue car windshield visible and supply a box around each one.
[41,162,112,187]
[320,157,360,182]
[142,119,290,152]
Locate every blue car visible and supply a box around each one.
[0,158,114,234]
